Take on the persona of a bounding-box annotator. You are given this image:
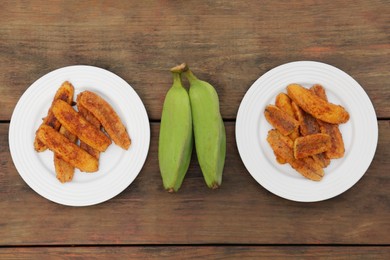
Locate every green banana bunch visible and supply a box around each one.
[158,65,193,192]
[183,64,226,189]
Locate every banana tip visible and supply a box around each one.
[211,183,220,189]
[167,188,175,193]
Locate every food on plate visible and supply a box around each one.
[76,98,101,160]
[293,133,331,159]
[183,63,226,189]
[34,81,74,152]
[264,83,349,181]
[52,99,111,152]
[287,84,350,124]
[275,93,295,117]
[37,125,98,172]
[291,101,320,136]
[267,129,324,181]
[310,84,345,159]
[78,91,131,150]
[275,93,300,141]
[274,93,299,164]
[264,105,299,136]
[311,152,330,168]
[33,81,133,183]
[54,126,78,183]
[159,65,193,192]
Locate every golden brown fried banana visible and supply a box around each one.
[275,93,295,118]
[310,84,327,99]
[34,81,74,152]
[319,122,344,159]
[274,93,299,163]
[287,84,349,124]
[293,133,331,159]
[54,156,75,183]
[52,100,111,152]
[291,156,324,181]
[310,84,345,159]
[267,129,294,160]
[264,105,299,136]
[275,93,300,141]
[291,101,320,136]
[77,95,101,159]
[54,126,78,183]
[37,125,98,172]
[78,91,131,150]
[267,129,323,181]
[311,153,331,168]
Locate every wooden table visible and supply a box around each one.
[1,1,389,258]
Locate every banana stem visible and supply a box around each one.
[183,69,198,83]
[171,71,183,88]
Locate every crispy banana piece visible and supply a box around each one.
[76,98,101,160]
[264,105,299,136]
[274,93,299,164]
[37,125,98,172]
[287,84,349,124]
[78,91,131,150]
[319,122,345,159]
[294,133,331,159]
[54,126,78,183]
[311,153,331,168]
[291,101,320,136]
[275,93,295,117]
[267,129,323,181]
[52,100,111,152]
[310,84,327,99]
[34,81,74,152]
[310,84,345,159]
[275,93,300,141]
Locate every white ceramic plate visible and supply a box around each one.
[236,61,378,202]
[9,65,150,206]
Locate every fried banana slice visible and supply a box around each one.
[264,105,299,136]
[319,122,345,159]
[54,126,78,183]
[76,99,101,160]
[267,129,323,181]
[275,93,295,117]
[310,84,327,99]
[287,84,349,124]
[275,93,300,141]
[37,125,98,172]
[310,84,345,159]
[294,133,331,159]
[291,101,320,136]
[311,153,331,168]
[34,81,74,152]
[78,91,131,150]
[52,100,111,152]
[274,93,299,164]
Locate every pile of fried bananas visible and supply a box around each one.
[34,81,131,183]
[265,83,349,181]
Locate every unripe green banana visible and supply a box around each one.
[183,64,226,189]
[158,65,193,192]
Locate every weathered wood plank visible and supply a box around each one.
[0,246,389,260]
[1,122,389,245]
[0,1,389,120]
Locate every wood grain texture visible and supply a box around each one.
[0,0,389,120]
[1,122,389,245]
[0,246,389,260]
